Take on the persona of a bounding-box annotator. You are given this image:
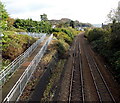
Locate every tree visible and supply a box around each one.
[70,20,75,28]
[13,18,52,33]
[107,4,120,22]
[7,17,15,29]
[110,22,120,49]
[0,1,9,31]
[40,14,48,21]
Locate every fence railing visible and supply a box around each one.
[0,34,46,87]
[28,32,46,38]
[3,34,53,102]
[18,32,45,38]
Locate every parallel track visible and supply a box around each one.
[68,37,84,102]
[68,34,116,102]
[83,37,116,102]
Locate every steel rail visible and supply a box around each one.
[68,37,84,102]
[78,42,85,102]
[85,53,102,102]
[68,39,76,102]
[84,46,115,102]
[89,51,116,102]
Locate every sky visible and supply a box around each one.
[1,0,120,24]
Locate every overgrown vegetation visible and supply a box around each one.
[52,27,80,58]
[0,1,9,31]
[2,31,36,60]
[42,59,66,101]
[13,19,52,33]
[0,2,37,69]
[40,27,80,101]
[85,22,120,83]
[2,31,37,70]
[0,1,80,70]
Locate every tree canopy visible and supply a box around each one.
[0,1,9,31]
[13,18,52,33]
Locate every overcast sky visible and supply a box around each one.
[1,0,120,24]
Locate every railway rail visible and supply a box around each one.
[54,33,118,102]
[68,37,84,102]
[68,34,116,102]
[82,35,116,102]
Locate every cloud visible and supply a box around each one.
[1,0,120,24]
[2,0,53,14]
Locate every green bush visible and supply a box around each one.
[2,31,36,61]
[0,1,9,31]
[87,25,120,83]
[114,51,120,70]
[53,32,72,44]
[65,27,80,36]
[87,28,107,42]
[56,40,69,58]
[110,23,120,49]
[52,28,61,32]
[13,19,52,33]
[61,28,74,39]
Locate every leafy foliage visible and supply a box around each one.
[52,27,79,45]
[86,23,120,83]
[0,1,9,31]
[2,31,36,61]
[70,20,75,28]
[0,1,80,71]
[110,22,120,49]
[40,13,48,21]
[52,27,80,58]
[53,31,72,44]
[87,28,108,42]
[56,39,69,58]
[107,8,120,22]
[13,19,52,33]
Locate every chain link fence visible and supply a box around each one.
[18,32,45,38]
[3,34,53,102]
[0,33,46,87]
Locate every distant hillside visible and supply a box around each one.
[48,18,93,28]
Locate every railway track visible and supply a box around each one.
[68,37,84,102]
[68,34,116,102]
[56,33,119,102]
[82,36,116,102]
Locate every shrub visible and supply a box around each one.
[87,25,120,83]
[2,31,36,60]
[61,28,74,39]
[56,40,69,58]
[114,51,120,70]
[67,27,80,36]
[53,32,72,44]
[87,28,107,42]
[110,23,120,49]
[52,28,61,32]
